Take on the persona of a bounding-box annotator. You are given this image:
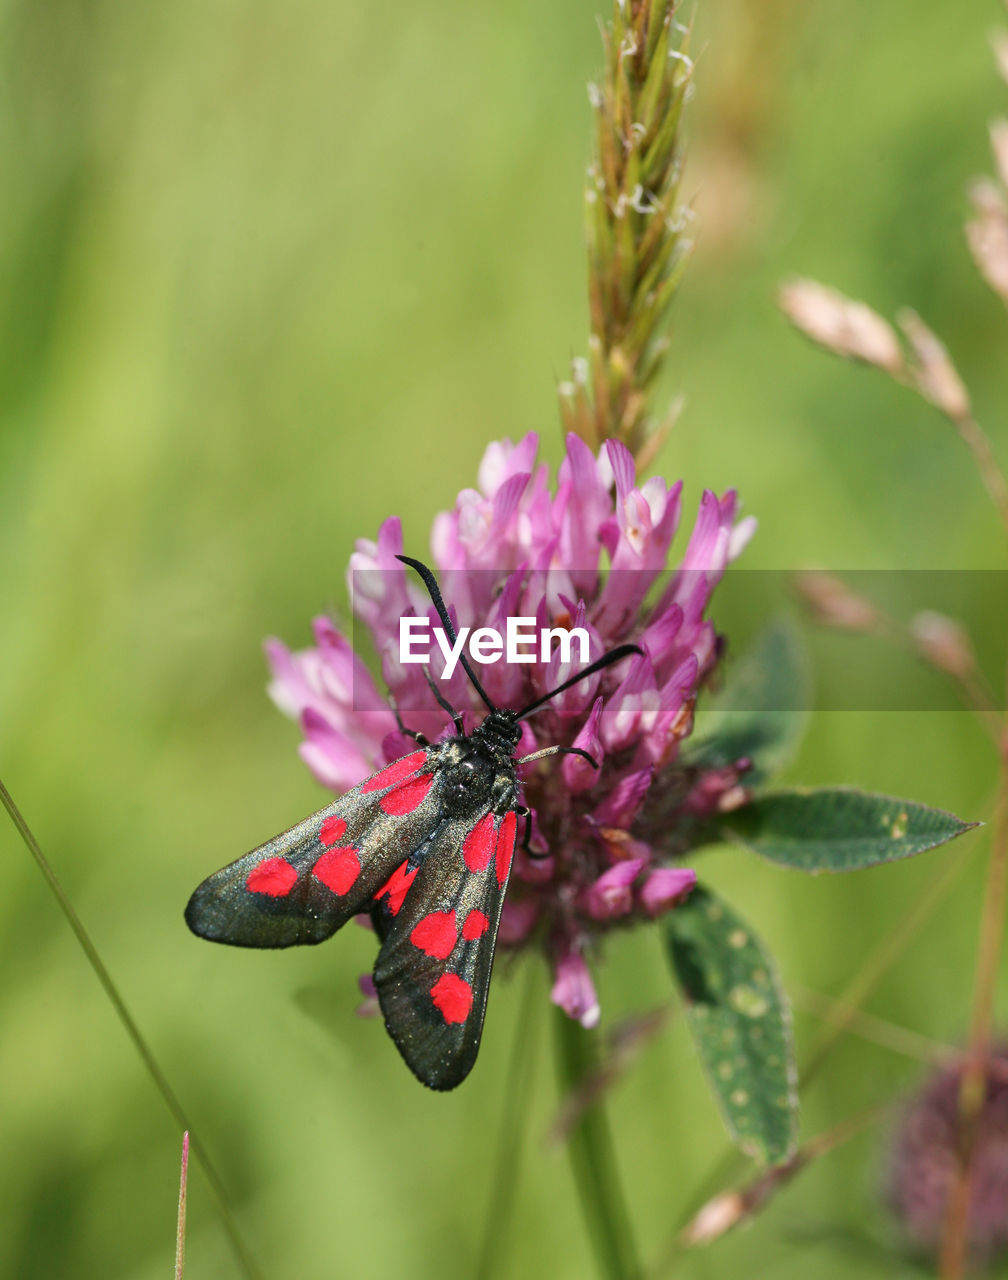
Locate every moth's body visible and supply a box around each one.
[428,710,522,823]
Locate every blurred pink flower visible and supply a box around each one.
[266,433,754,1024]
[887,1048,1008,1263]
[551,949,601,1029]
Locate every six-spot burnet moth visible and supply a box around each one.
[185,555,641,1090]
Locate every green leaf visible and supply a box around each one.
[665,885,797,1165]
[683,621,810,786]
[720,787,978,872]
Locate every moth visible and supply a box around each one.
[186,556,639,1089]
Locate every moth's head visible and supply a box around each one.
[478,707,522,751]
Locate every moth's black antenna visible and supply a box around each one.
[397,555,641,723]
[396,555,497,714]
[516,644,643,720]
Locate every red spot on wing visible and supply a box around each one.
[312,847,361,895]
[410,910,458,959]
[495,811,518,887]
[361,751,427,794]
[430,973,474,1024]
[380,773,434,816]
[319,815,347,846]
[462,813,496,872]
[246,857,298,897]
[374,860,419,915]
[462,909,490,940]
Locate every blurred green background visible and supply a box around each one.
[2,1,1006,1276]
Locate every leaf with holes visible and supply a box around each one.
[719,787,977,873]
[665,884,797,1165]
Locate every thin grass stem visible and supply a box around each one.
[0,779,262,1280]
[175,1131,189,1280]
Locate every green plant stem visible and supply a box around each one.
[940,738,1008,1279]
[884,360,1008,540]
[475,961,541,1280]
[554,1008,642,1280]
[950,408,1008,540]
[792,985,966,1067]
[0,778,262,1280]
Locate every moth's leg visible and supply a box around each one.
[389,695,429,747]
[514,804,549,861]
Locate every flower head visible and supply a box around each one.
[267,433,754,1024]
[887,1050,1008,1262]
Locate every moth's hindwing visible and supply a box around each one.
[184,750,445,948]
[373,807,519,1090]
